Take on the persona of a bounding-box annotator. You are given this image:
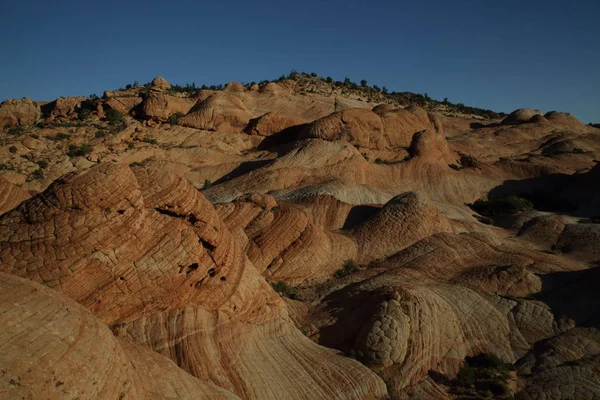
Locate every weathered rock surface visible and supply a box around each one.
[0,176,29,214]
[501,108,542,125]
[0,163,388,399]
[0,98,40,127]
[299,106,438,150]
[0,272,239,399]
[140,92,195,121]
[1,75,599,400]
[245,112,302,136]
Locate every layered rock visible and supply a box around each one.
[0,163,387,399]
[299,105,438,150]
[0,176,29,215]
[244,112,302,136]
[140,92,195,121]
[179,92,252,131]
[0,272,239,399]
[351,192,454,262]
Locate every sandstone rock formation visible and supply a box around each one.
[0,176,29,214]
[0,163,387,399]
[0,272,239,399]
[299,105,438,150]
[179,92,253,131]
[139,92,195,121]
[501,108,542,125]
[0,98,40,127]
[150,76,171,91]
[1,73,599,400]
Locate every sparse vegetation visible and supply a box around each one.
[459,152,480,169]
[5,127,25,135]
[95,129,109,138]
[203,179,212,189]
[0,162,16,171]
[447,353,515,399]
[106,109,125,130]
[271,281,300,300]
[46,132,70,141]
[8,146,17,153]
[334,260,358,278]
[36,160,48,169]
[67,143,93,157]
[449,164,461,171]
[30,169,45,181]
[142,137,158,145]
[471,196,533,216]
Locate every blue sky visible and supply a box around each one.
[1,0,598,122]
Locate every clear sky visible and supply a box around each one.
[1,0,598,122]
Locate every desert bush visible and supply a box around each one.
[203,179,212,189]
[106,109,125,127]
[334,260,358,278]
[67,143,93,157]
[5,127,25,135]
[449,164,460,170]
[95,130,109,138]
[459,152,480,168]
[142,137,158,145]
[46,132,70,141]
[30,169,44,180]
[446,353,514,399]
[8,146,17,153]
[36,160,48,168]
[471,196,533,216]
[271,281,300,300]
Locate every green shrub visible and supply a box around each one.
[142,137,158,145]
[572,147,585,154]
[449,164,461,170]
[447,353,515,399]
[8,146,17,153]
[271,281,300,300]
[30,169,44,180]
[459,152,480,168]
[67,143,93,157]
[5,127,25,135]
[36,160,48,169]
[46,132,70,141]
[203,179,212,189]
[95,130,109,138]
[471,196,533,216]
[106,109,124,126]
[334,260,358,278]
[127,141,135,149]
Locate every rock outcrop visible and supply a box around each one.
[0,163,388,399]
[501,108,542,125]
[0,98,40,127]
[299,106,438,150]
[179,92,253,131]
